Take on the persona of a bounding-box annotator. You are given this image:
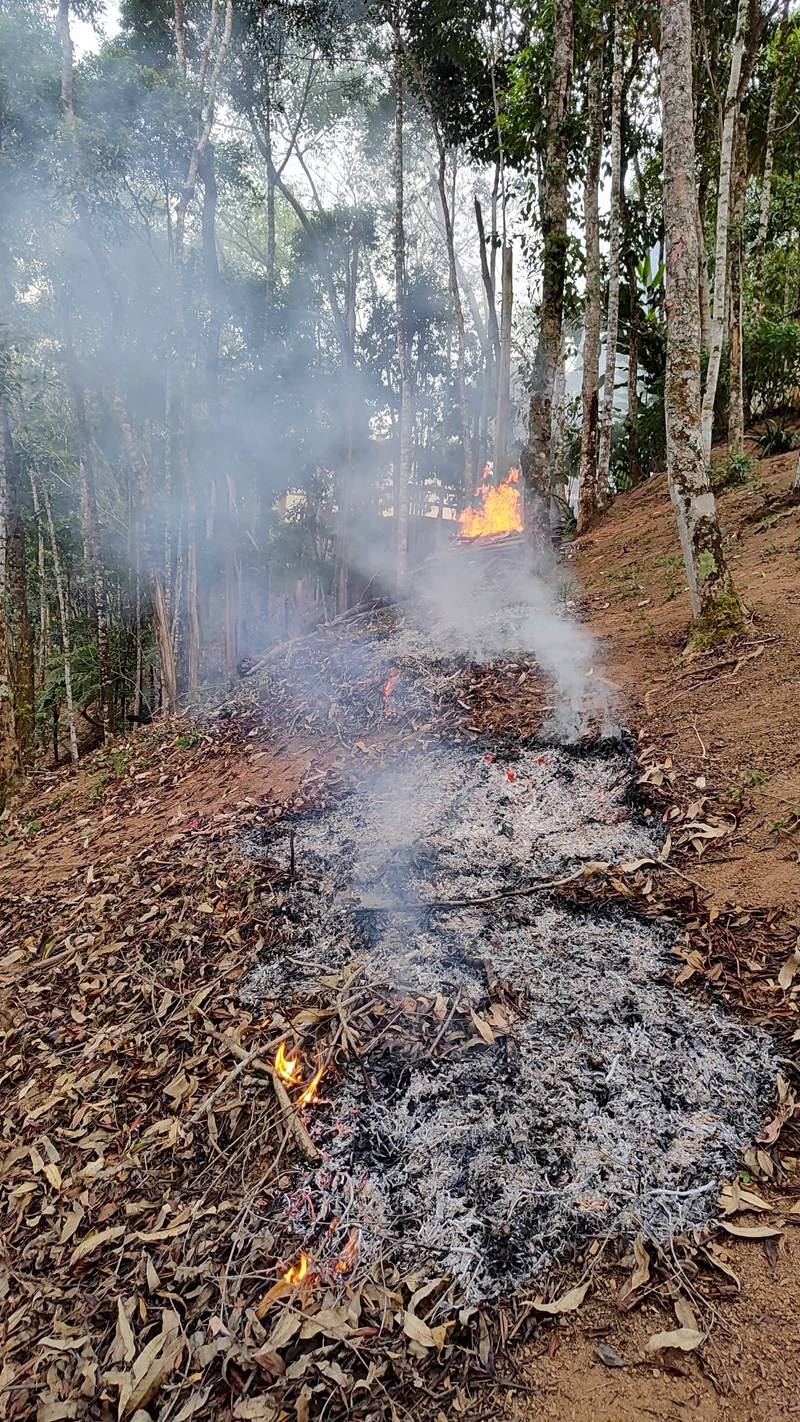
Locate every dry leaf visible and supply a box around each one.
[720,1222,783,1239]
[645,1327,705,1354]
[117,1314,183,1416]
[532,1282,589,1314]
[403,1310,436,1349]
[69,1225,126,1268]
[778,948,800,991]
[674,1296,698,1331]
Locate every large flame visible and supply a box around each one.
[458,467,522,539]
[274,1042,302,1086]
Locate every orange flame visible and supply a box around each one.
[458,467,522,539]
[334,1226,360,1274]
[283,1252,309,1285]
[297,1064,325,1108]
[274,1042,302,1086]
[383,668,401,698]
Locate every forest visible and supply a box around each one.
[1,0,799,795]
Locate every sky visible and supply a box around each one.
[71,0,121,57]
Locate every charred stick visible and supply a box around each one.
[268,1066,322,1164]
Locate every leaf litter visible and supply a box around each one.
[1,576,798,1419]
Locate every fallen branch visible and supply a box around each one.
[268,1065,322,1164]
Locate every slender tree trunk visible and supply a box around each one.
[35,474,78,765]
[697,195,712,354]
[0,437,20,802]
[1,397,35,760]
[700,0,749,463]
[30,475,50,683]
[551,334,568,531]
[58,0,114,739]
[394,41,413,589]
[171,0,234,687]
[728,113,748,454]
[597,0,624,501]
[626,247,642,484]
[752,2,788,321]
[660,0,744,640]
[494,243,513,481]
[577,34,603,533]
[520,0,573,549]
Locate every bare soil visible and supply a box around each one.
[1,445,798,1422]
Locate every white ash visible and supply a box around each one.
[242,743,777,1302]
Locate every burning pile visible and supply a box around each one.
[242,742,775,1303]
[457,467,523,540]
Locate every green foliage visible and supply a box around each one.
[711,450,755,491]
[744,320,800,416]
[754,416,799,457]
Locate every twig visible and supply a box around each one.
[186,1041,263,1126]
[691,717,708,760]
[268,1066,322,1164]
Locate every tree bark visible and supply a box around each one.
[34,473,79,765]
[660,0,744,641]
[1,396,35,760]
[394,40,412,590]
[577,33,603,533]
[728,112,748,454]
[699,0,749,463]
[519,0,574,549]
[752,1,789,321]
[59,0,114,740]
[493,242,514,483]
[597,0,624,501]
[0,432,20,803]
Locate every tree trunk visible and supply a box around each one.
[752,1,788,321]
[597,0,624,501]
[577,33,603,533]
[1,396,35,760]
[394,41,413,589]
[697,195,712,353]
[699,0,749,463]
[493,242,513,482]
[626,247,642,485]
[520,0,574,549]
[30,474,50,683]
[35,474,79,765]
[171,0,234,687]
[551,333,568,531]
[728,112,748,454]
[59,0,114,740]
[660,0,744,641]
[0,434,20,803]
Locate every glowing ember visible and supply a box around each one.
[274,1042,302,1086]
[297,1064,325,1108]
[457,467,522,539]
[282,1252,309,1285]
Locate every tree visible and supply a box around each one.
[659,0,745,641]
[596,0,623,501]
[394,38,412,588]
[519,0,574,548]
[699,0,750,463]
[577,30,603,533]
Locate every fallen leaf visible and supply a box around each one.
[69,1225,126,1268]
[645,1327,705,1354]
[532,1282,589,1314]
[778,948,800,991]
[720,1222,783,1239]
[596,1340,625,1368]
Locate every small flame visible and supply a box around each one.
[458,467,522,539]
[297,1064,325,1108]
[334,1226,360,1274]
[383,668,401,698]
[283,1252,308,1285]
[274,1042,303,1086]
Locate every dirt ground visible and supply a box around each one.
[1,446,799,1422]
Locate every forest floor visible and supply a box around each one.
[1,445,799,1422]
